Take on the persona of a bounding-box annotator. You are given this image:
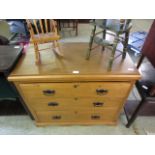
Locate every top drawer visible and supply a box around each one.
[19,82,131,99]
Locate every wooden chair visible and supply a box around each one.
[124,20,155,128]
[86,19,132,70]
[26,19,63,63]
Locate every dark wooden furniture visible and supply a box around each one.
[125,20,155,128]
[0,45,22,102]
[57,19,78,36]
[0,46,32,117]
[0,46,23,75]
[86,19,132,70]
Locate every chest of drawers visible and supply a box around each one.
[8,43,140,126]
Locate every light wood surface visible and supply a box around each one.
[8,43,140,82]
[36,108,118,124]
[24,98,124,111]
[26,19,62,62]
[8,43,140,126]
[19,82,131,98]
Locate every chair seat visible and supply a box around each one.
[90,19,132,34]
[136,80,155,100]
[135,56,155,99]
[31,32,60,43]
[94,36,113,46]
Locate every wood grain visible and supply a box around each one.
[23,97,124,111]
[8,43,140,82]
[8,43,140,126]
[26,19,62,63]
[36,108,118,124]
[19,82,131,98]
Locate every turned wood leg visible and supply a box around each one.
[86,25,96,60]
[75,22,78,36]
[34,43,40,63]
[108,36,119,70]
[57,20,61,34]
[126,99,146,128]
[53,41,57,48]
[53,41,63,57]
[122,30,130,59]
[102,29,106,51]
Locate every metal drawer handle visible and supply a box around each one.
[93,102,104,107]
[43,90,55,96]
[91,115,100,120]
[96,89,108,95]
[52,115,61,120]
[48,102,59,106]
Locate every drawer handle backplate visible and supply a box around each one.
[52,115,61,120]
[43,90,55,96]
[91,115,101,120]
[93,102,104,107]
[96,89,108,95]
[48,102,59,106]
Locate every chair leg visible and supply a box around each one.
[102,29,106,51]
[122,30,130,59]
[108,37,119,70]
[75,20,78,36]
[53,41,63,57]
[137,54,145,69]
[57,20,61,34]
[34,43,40,63]
[53,41,57,48]
[126,98,146,128]
[86,25,96,60]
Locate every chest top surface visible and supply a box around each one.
[8,43,140,82]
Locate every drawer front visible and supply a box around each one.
[75,109,118,123]
[36,111,75,123]
[36,108,118,124]
[19,82,131,99]
[28,98,123,111]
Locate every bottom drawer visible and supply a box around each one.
[36,111,75,123]
[76,109,118,123]
[36,108,118,125]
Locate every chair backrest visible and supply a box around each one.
[136,20,155,85]
[0,35,9,45]
[26,19,58,39]
[119,19,132,31]
[140,20,155,68]
[93,19,132,32]
[0,20,12,39]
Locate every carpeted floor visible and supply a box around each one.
[0,114,138,135]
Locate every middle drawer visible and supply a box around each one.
[27,98,123,111]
